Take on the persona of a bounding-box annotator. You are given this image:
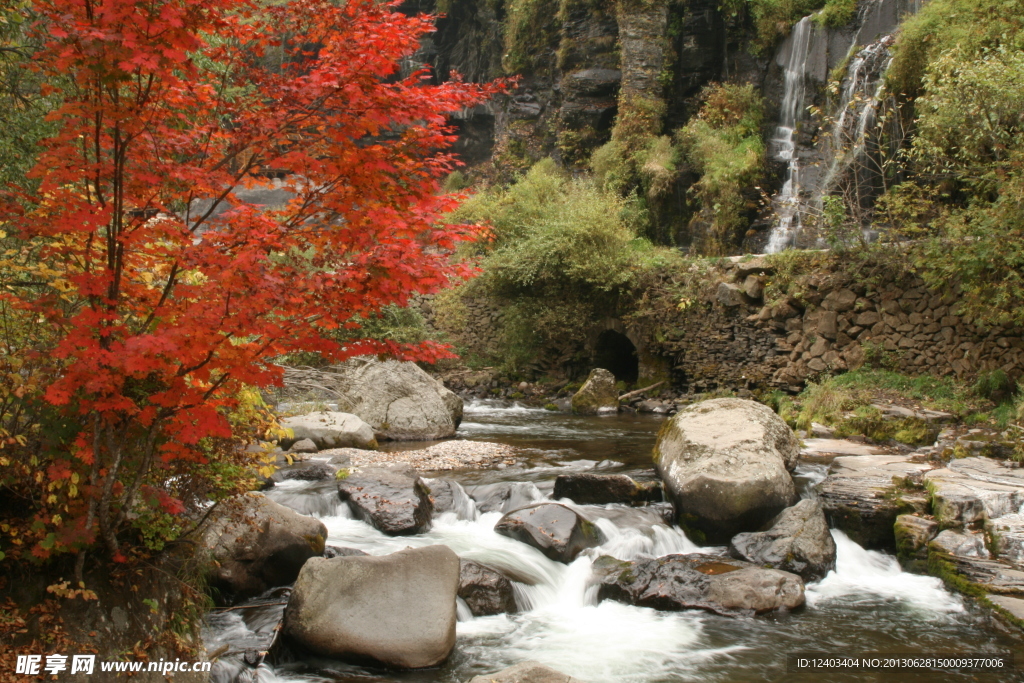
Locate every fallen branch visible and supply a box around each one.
[618,381,666,402]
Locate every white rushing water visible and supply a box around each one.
[226,472,974,683]
[807,530,963,612]
[765,16,814,254]
[207,403,994,683]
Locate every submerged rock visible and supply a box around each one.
[459,559,518,616]
[729,499,836,581]
[654,398,799,544]
[553,473,662,506]
[424,478,477,520]
[201,493,327,604]
[279,411,377,450]
[494,503,606,563]
[337,465,433,535]
[470,481,543,514]
[271,460,337,482]
[282,545,460,669]
[591,553,804,616]
[571,368,619,415]
[468,661,583,683]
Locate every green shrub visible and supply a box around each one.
[447,160,679,374]
[974,369,1013,402]
[677,83,766,253]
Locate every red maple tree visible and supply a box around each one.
[0,0,504,570]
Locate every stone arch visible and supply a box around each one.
[592,329,639,384]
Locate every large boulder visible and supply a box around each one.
[337,465,433,535]
[297,358,463,441]
[553,473,662,506]
[459,559,518,616]
[653,398,799,544]
[468,662,583,683]
[201,493,327,604]
[591,553,804,616]
[728,499,836,581]
[494,503,606,563]
[279,412,377,450]
[282,545,459,669]
[571,368,619,415]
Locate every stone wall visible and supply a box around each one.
[425,254,1024,393]
[640,255,1024,393]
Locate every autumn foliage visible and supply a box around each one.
[0,0,504,569]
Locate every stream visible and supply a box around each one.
[205,401,1024,682]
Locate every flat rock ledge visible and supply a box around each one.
[319,440,518,472]
[819,454,935,549]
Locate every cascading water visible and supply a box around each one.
[203,402,1019,683]
[814,34,894,239]
[765,17,815,253]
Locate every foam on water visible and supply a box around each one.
[806,530,964,613]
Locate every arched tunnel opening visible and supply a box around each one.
[593,330,639,385]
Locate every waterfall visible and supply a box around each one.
[765,16,814,253]
[815,34,894,233]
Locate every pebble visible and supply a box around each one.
[317,440,518,472]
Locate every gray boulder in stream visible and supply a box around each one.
[494,503,606,563]
[337,465,433,535]
[305,358,463,440]
[200,493,327,604]
[278,411,377,450]
[729,498,837,581]
[459,559,518,616]
[571,368,619,414]
[654,398,799,544]
[591,553,804,616]
[282,545,460,669]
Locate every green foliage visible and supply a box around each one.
[973,370,1013,403]
[446,160,680,373]
[719,0,831,53]
[888,0,1024,102]
[814,0,856,28]
[677,83,766,253]
[901,45,1024,327]
[0,3,60,190]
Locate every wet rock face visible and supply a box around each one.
[337,466,433,535]
[654,398,799,544]
[820,454,936,549]
[282,546,460,669]
[468,661,583,683]
[494,503,607,563]
[458,559,518,616]
[553,473,662,506]
[470,481,543,515]
[729,498,837,581]
[591,553,804,616]
[201,493,327,604]
[571,368,620,415]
